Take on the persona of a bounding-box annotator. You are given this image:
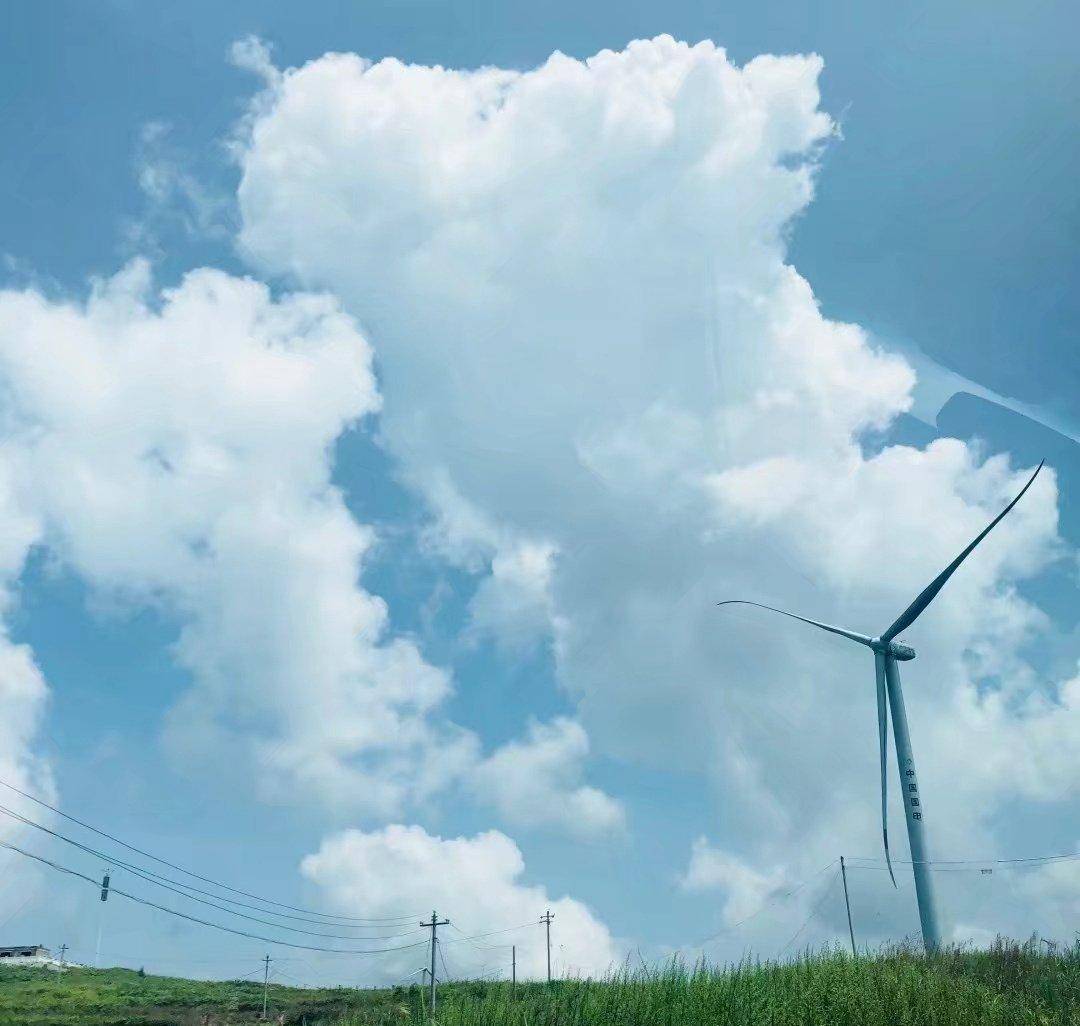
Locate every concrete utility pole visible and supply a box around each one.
[840,856,856,957]
[540,910,555,982]
[511,945,516,993]
[261,954,271,1019]
[420,911,449,1012]
[58,944,68,966]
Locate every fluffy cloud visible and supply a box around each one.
[470,717,625,839]
[127,120,233,254]
[1019,844,1080,925]
[679,837,787,921]
[0,259,621,839]
[0,635,52,843]
[0,261,474,815]
[0,465,51,824]
[233,33,1075,952]
[467,540,562,655]
[0,385,54,916]
[301,824,620,981]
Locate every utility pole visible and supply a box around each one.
[261,954,271,1019]
[420,910,449,1013]
[540,910,554,982]
[58,944,68,966]
[511,945,516,994]
[840,856,856,956]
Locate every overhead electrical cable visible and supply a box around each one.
[437,936,453,983]
[693,859,839,948]
[446,921,536,943]
[232,965,271,983]
[0,804,426,941]
[447,923,502,952]
[777,870,841,957]
[444,921,535,952]
[0,839,429,956]
[69,948,274,968]
[472,966,505,982]
[846,850,1080,867]
[442,921,536,952]
[0,777,418,923]
[849,862,1069,875]
[273,968,307,986]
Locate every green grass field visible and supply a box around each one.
[2,942,1078,1025]
[0,964,410,1026]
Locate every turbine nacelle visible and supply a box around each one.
[873,638,916,661]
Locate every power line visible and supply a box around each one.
[447,923,502,953]
[275,954,335,986]
[273,967,307,986]
[437,936,452,983]
[777,870,841,958]
[471,965,504,982]
[693,859,839,948]
[445,921,534,950]
[234,965,270,983]
[68,947,274,968]
[0,798,406,927]
[0,778,419,924]
[445,924,527,982]
[0,839,430,956]
[851,862,1064,875]
[0,803,428,941]
[691,847,1078,957]
[847,850,1080,867]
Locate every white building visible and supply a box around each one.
[0,945,70,969]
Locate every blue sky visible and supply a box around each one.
[0,0,1076,983]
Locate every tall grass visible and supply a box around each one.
[352,941,1080,1026]
[3,941,1077,1024]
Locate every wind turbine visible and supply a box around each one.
[718,460,1044,951]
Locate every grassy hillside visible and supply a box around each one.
[2,942,1079,1025]
[0,964,413,1025]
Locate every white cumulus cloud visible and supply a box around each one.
[0,261,472,816]
[232,32,1075,952]
[679,837,788,922]
[470,717,625,839]
[301,823,620,981]
[0,259,621,839]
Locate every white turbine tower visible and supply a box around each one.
[718,460,1044,951]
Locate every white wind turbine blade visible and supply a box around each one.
[718,601,900,884]
[716,600,875,648]
[880,460,1044,644]
[875,651,897,888]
